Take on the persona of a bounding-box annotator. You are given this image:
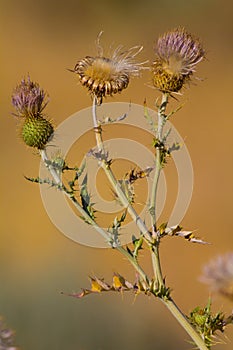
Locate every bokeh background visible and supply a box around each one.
[1,0,233,349]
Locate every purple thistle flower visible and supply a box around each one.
[12,76,54,149]
[152,28,205,93]
[200,252,233,301]
[12,76,49,118]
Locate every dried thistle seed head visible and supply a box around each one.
[12,76,49,118]
[200,252,233,301]
[21,115,54,149]
[152,28,205,93]
[72,34,145,104]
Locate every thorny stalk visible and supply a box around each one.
[149,93,169,288]
[92,96,153,244]
[40,149,149,286]
[91,95,209,350]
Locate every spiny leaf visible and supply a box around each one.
[90,277,111,292]
[80,174,96,221]
[87,147,109,162]
[168,142,181,153]
[100,108,130,124]
[108,210,127,246]
[127,167,154,184]
[118,179,135,204]
[44,158,65,173]
[112,273,127,289]
[68,159,86,191]
[24,175,63,190]
[132,236,143,259]
[62,273,150,299]
[175,230,209,244]
[144,100,157,132]
[158,223,209,244]
[166,103,184,120]
[113,167,154,205]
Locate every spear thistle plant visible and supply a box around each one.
[11,29,233,349]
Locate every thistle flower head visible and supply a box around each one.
[12,76,49,118]
[71,33,145,104]
[12,76,54,149]
[152,28,205,93]
[200,253,233,301]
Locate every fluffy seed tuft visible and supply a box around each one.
[71,34,145,104]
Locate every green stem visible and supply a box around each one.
[40,149,110,243]
[150,93,168,227]
[92,96,153,244]
[151,244,164,287]
[161,298,208,350]
[91,96,208,349]
[116,246,150,287]
[40,149,149,287]
[149,93,169,287]
[148,94,208,349]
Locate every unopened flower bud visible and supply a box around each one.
[12,76,54,149]
[21,115,54,149]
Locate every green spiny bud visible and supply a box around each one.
[21,116,54,149]
[192,311,207,327]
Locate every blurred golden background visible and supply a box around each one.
[1,0,233,349]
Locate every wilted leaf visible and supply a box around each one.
[90,277,111,292]
[159,223,209,244]
[62,273,149,300]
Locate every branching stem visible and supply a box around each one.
[40,149,110,243]
[40,149,149,286]
[162,298,209,350]
[92,96,153,244]
[90,95,208,350]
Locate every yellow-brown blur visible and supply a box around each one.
[1,1,233,349]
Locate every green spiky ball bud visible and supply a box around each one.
[21,116,54,149]
[192,312,207,327]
